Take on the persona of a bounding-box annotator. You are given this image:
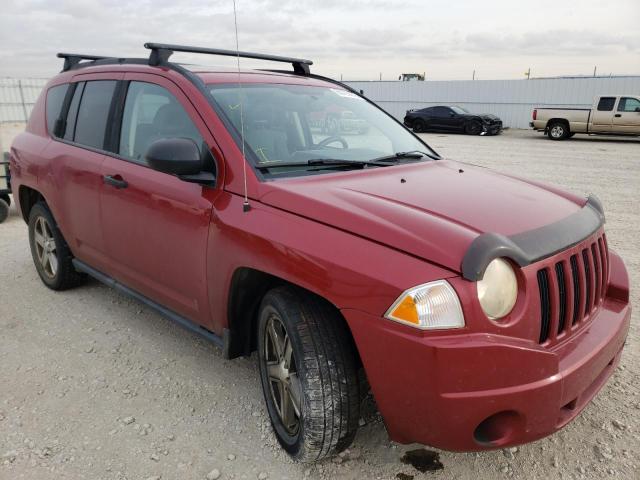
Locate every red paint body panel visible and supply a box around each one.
[9,62,631,452]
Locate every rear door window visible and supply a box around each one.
[596,97,616,111]
[45,84,69,136]
[73,80,117,150]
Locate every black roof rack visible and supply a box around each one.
[144,42,313,76]
[57,53,112,72]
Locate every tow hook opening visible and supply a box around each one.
[473,410,524,446]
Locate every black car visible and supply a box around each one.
[404,106,503,135]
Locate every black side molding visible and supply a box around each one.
[461,195,605,281]
[72,259,230,356]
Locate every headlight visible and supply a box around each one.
[477,258,518,320]
[385,280,464,330]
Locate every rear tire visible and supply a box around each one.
[28,202,86,290]
[412,119,426,133]
[548,121,570,140]
[0,198,8,224]
[257,286,360,462]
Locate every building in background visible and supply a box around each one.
[2,76,640,150]
[347,76,640,129]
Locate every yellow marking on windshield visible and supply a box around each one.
[255,147,269,162]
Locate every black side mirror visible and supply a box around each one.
[449,112,456,117]
[146,138,203,175]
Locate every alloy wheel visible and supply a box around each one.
[33,216,58,278]
[264,314,302,435]
[550,125,564,138]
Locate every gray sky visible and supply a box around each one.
[1,0,638,80]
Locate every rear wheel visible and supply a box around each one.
[28,202,86,290]
[0,198,8,223]
[412,119,426,133]
[548,121,570,140]
[257,287,360,462]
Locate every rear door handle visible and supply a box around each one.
[103,174,128,189]
[614,114,622,117]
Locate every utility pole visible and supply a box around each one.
[379,72,382,81]
[525,68,531,80]
[593,66,597,77]
[472,70,475,80]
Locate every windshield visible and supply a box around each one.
[208,83,437,178]
[450,106,469,114]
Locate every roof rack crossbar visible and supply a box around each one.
[144,42,313,76]
[57,53,110,72]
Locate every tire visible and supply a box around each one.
[548,121,570,140]
[0,193,10,207]
[412,119,426,133]
[465,121,483,135]
[257,286,360,462]
[28,202,86,290]
[0,198,8,224]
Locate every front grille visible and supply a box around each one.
[537,233,608,345]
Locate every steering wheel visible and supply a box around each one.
[317,136,348,149]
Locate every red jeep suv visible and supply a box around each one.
[9,43,631,462]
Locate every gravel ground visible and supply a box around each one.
[0,129,638,480]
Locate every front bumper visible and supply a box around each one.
[343,255,630,451]
[483,123,503,135]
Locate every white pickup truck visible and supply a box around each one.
[530,95,640,140]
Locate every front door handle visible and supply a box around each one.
[103,174,128,189]
[614,114,622,117]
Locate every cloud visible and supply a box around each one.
[0,0,638,79]
[464,31,640,56]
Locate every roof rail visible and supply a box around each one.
[144,42,313,76]
[57,53,111,72]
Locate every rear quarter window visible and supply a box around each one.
[597,97,616,111]
[45,84,69,137]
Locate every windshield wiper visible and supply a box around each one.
[370,150,439,162]
[255,158,392,171]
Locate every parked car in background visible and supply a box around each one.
[9,43,630,463]
[404,106,503,135]
[531,95,640,140]
[324,110,369,135]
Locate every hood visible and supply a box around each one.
[475,113,500,121]
[258,160,585,274]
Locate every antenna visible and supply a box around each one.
[233,0,250,213]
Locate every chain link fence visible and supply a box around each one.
[0,78,48,123]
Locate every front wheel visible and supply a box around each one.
[0,198,8,223]
[257,287,360,462]
[465,121,483,135]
